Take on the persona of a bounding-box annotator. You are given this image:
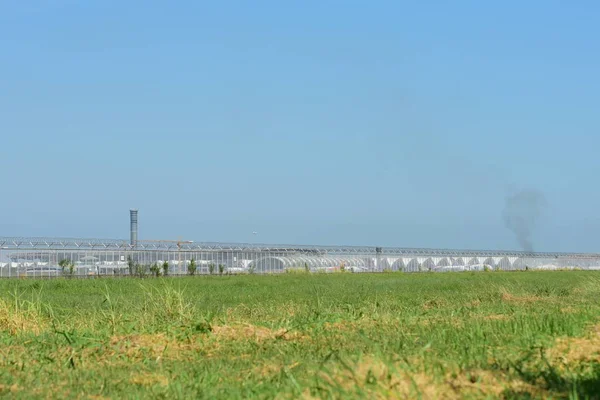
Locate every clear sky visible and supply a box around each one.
[1,1,599,252]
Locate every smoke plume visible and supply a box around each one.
[503,189,546,252]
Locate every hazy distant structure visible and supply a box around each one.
[130,209,138,247]
[1,209,600,277]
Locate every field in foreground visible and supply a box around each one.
[1,272,600,399]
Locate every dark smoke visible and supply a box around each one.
[503,189,546,252]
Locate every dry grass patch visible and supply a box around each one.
[466,299,482,307]
[211,324,305,342]
[0,298,46,335]
[324,317,418,332]
[251,361,301,378]
[0,344,30,361]
[500,290,542,304]
[70,333,208,367]
[318,356,547,399]
[323,320,360,332]
[110,333,172,357]
[0,384,19,394]
[547,324,600,366]
[130,372,169,387]
[446,369,547,399]
[422,298,447,310]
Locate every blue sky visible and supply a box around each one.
[1,1,599,252]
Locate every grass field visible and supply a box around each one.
[1,272,600,399]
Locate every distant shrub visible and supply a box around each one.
[162,261,169,277]
[58,259,69,275]
[208,263,215,275]
[135,263,149,278]
[188,259,197,276]
[285,267,308,274]
[58,259,76,277]
[218,264,225,275]
[127,256,135,276]
[150,262,161,278]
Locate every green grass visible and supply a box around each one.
[1,272,600,399]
